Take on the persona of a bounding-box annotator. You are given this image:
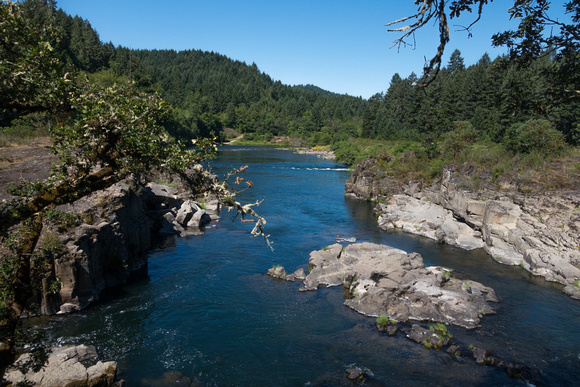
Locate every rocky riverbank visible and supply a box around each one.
[39,169,220,316]
[345,158,580,298]
[1,143,222,384]
[4,345,119,386]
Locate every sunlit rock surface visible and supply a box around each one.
[300,242,498,329]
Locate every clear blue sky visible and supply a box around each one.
[54,0,561,99]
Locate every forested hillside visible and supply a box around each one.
[2,0,578,165]
[132,49,366,141]
[363,50,579,146]
[1,0,366,145]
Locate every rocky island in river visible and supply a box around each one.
[301,242,498,330]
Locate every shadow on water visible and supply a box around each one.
[38,146,580,386]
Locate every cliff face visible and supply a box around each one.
[50,179,152,314]
[345,160,580,298]
[344,157,404,201]
[40,169,219,315]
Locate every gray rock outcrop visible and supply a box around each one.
[347,161,580,298]
[50,179,154,314]
[344,156,403,200]
[300,242,498,329]
[40,174,220,315]
[267,266,306,281]
[4,345,117,386]
[377,195,485,250]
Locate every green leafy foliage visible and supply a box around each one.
[0,0,68,122]
[504,119,567,156]
[376,314,396,330]
[441,121,478,157]
[50,80,194,176]
[44,208,80,230]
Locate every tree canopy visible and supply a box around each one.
[0,0,215,370]
[387,0,580,94]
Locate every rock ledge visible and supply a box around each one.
[300,242,498,329]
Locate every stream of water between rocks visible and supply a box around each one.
[40,146,580,386]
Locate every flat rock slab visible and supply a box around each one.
[301,242,498,329]
[5,344,117,386]
[377,195,485,251]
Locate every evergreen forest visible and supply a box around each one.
[1,0,579,169]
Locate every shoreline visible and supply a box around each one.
[345,160,580,299]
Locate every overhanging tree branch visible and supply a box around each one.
[387,0,579,95]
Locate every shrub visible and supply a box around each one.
[332,141,361,166]
[376,314,390,329]
[440,121,478,158]
[503,119,566,156]
[391,140,421,155]
[428,158,446,179]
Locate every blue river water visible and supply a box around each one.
[43,146,580,386]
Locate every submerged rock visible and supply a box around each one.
[336,235,357,243]
[141,370,202,386]
[345,368,367,381]
[301,242,498,329]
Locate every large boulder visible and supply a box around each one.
[53,179,152,314]
[301,242,498,329]
[4,345,117,386]
[186,209,211,228]
[267,266,306,282]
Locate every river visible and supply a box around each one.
[42,146,580,386]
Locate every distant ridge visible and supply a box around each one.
[292,84,337,96]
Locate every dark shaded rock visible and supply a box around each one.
[144,182,179,208]
[446,345,462,356]
[53,179,152,313]
[471,347,488,365]
[38,175,219,315]
[141,370,202,387]
[345,368,366,381]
